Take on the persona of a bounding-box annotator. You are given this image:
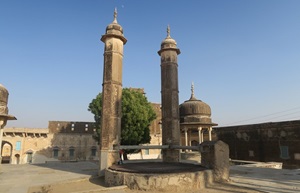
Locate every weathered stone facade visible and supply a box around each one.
[1,121,98,164]
[215,120,300,168]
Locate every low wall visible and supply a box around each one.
[105,168,213,191]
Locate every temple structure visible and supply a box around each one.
[179,83,218,147]
[99,9,127,175]
[158,26,181,162]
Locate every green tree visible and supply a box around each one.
[88,88,156,146]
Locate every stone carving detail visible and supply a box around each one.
[0,106,8,114]
[106,42,112,51]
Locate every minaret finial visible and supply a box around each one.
[190,82,196,100]
[167,25,171,38]
[113,8,118,23]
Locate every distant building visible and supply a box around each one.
[215,120,300,168]
[0,97,164,163]
[1,121,98,164]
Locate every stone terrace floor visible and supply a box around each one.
[0,161,299,193]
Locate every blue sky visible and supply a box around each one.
[1,0,300,128]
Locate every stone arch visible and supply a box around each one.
[68,146,75,159]
[1,140,13,164]
[25,149,34,163]
[15,153,20,164]
[91,146,97,157]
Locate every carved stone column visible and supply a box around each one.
[209,127,212,141]
[158,26,181,162]
[99,9,127,176]
[198,127,202,144]
[184,127,188,146]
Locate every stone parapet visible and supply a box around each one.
[105,168,213,191]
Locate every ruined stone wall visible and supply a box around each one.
[215,120,300,168]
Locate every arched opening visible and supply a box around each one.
[1,141,13,164]
[15,154,20,164]
[69,146,75,160]
[53,146,59,158]
[91,146,97,157]
[25,150,33,164]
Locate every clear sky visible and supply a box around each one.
[1,0,300,128]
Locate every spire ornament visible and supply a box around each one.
[190,82,196,100]
[113,8,118,23]
[167,25,171,38]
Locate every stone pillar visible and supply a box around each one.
[198,127,202,143]
[0,119,6,166]
[99,9,127,176]
[184,127,188,147]
[158,26,181,162]
[208,127,212,141]
[188,129,192,146]
[201,140,229,182]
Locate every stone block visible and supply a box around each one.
[201,140,229,182]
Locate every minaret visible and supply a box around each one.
[99,9,127,175]
[158,26,181,162]
[0,84,16,171]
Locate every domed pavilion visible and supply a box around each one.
[0,84,16,122]
[179,83,217,147]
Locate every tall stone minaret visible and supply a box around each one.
[158,26,181,162]
[99,9,127,175]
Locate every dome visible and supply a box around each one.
[158,25,180,55]
[179,98,211,117]
[160,25,178,49]
[0,84,16,120]
[101,8,127,44]
[0,84,9,106]
[179,84,212,124]
[105,15,123,36]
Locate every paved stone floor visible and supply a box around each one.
[230,165,300,193]
[0,161,299,193]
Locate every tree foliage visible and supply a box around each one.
[88,88,156,146]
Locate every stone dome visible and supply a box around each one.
[105,17,123,36]
[179,97,211,117]
[0,84,16,120]
[0,84,9,106]
[160,25,178,49]
[158,25,180,56]
[101,8,127,44]
[179,84,212,124]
